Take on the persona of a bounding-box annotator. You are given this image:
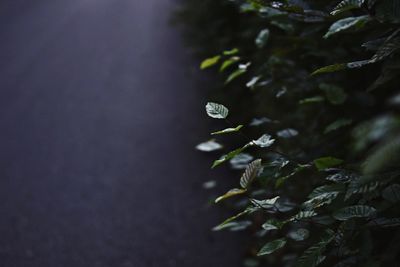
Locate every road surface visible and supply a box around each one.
[0,1,243,266]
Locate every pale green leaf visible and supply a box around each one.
[205,102,229,119]
[211,125,243,135]
[333,205,377,221]
[195,139,223,152]
[240,159,262,189]
[257,238,287,256]
[215,188,247,203]
[200,55,220,69]
[314,157,344,170]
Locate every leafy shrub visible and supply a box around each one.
[179,0,400,266]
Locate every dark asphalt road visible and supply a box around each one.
[0,1,243,266]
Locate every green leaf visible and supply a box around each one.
[205,102,229,119]
[382,184,400,203]
[331,0,364,16]
[333,205,377,221]
[291,210,317,221]
[225,69,246,84]
[250,196,280,209]
[257,238,287,256]
[314,157,344,170]
[252,134,275,148]
[220,56,240,72]
[324,119,352,134]
[368,217,400,228]
[287,228,310,241]
[195,139,223,152]
[311,64,347,75]
[308,184,345,199]
[230,153,254,169]
[213,220,252,231]
[240,159,262,189]
[324,16,370,39]
[303,192,340,209]
[215,188,247,203]
[296,230,335,267]
[262,220,281,231]
[211,125,243,135]
[223,48,239,56]
[255,28,270,48]
[299,96,324,104]
[200,55,221,69]
[212,144,251,168]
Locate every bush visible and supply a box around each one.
[179,0,400,266]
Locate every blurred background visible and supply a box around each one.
[0,0,243,266]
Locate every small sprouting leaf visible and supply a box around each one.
[251,196,280,209]
[205,102,229,119]
[200,55,221,69]
[211,125,243,135]
[212,144,251,168]
[220,56,240,72]
[311,63,347,75]
[213,220,252,231]
[333,205,377,221]
[324,119,352,134]
[314,157,344,170]
[215,188,247,203]
[240,159,262,189]
[225,69,246,84]
[323,16,370,39]
[246,76,261,89]
[287,228,310,241]
[253,134,275,148]
[195,139,223,152]
[257,238,287,256]
[382,184,400,203]
[262,220,280,231]
[299,96,325,104]
[223,48,239,56]
[255,28,270,48]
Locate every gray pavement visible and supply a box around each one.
[0,1,243,266]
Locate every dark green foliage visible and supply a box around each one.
[178,0,400,266]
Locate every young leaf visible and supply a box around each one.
[291,210,317,221]
[211,125,243,135]
[287,228,310,241]
[212,144,251,168]
[333,205,377,221]
[311,63,347,75]
[331,0,364,16]
[200,55,220,69]
[195,139,223,152]
[240,159,262,189]
[205,102,229,119]
[225,69,246,84]
[319,83,347,105]
[215,188,247,203]
[324,16,370,39]
[255,28,270,48]
[257,238,287,256]
[252,134,275,148]
[223,48,239,56]
[314,157,344,170]
[250,196,280,209]
[296,230,335,267]
[220,56,240,72]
